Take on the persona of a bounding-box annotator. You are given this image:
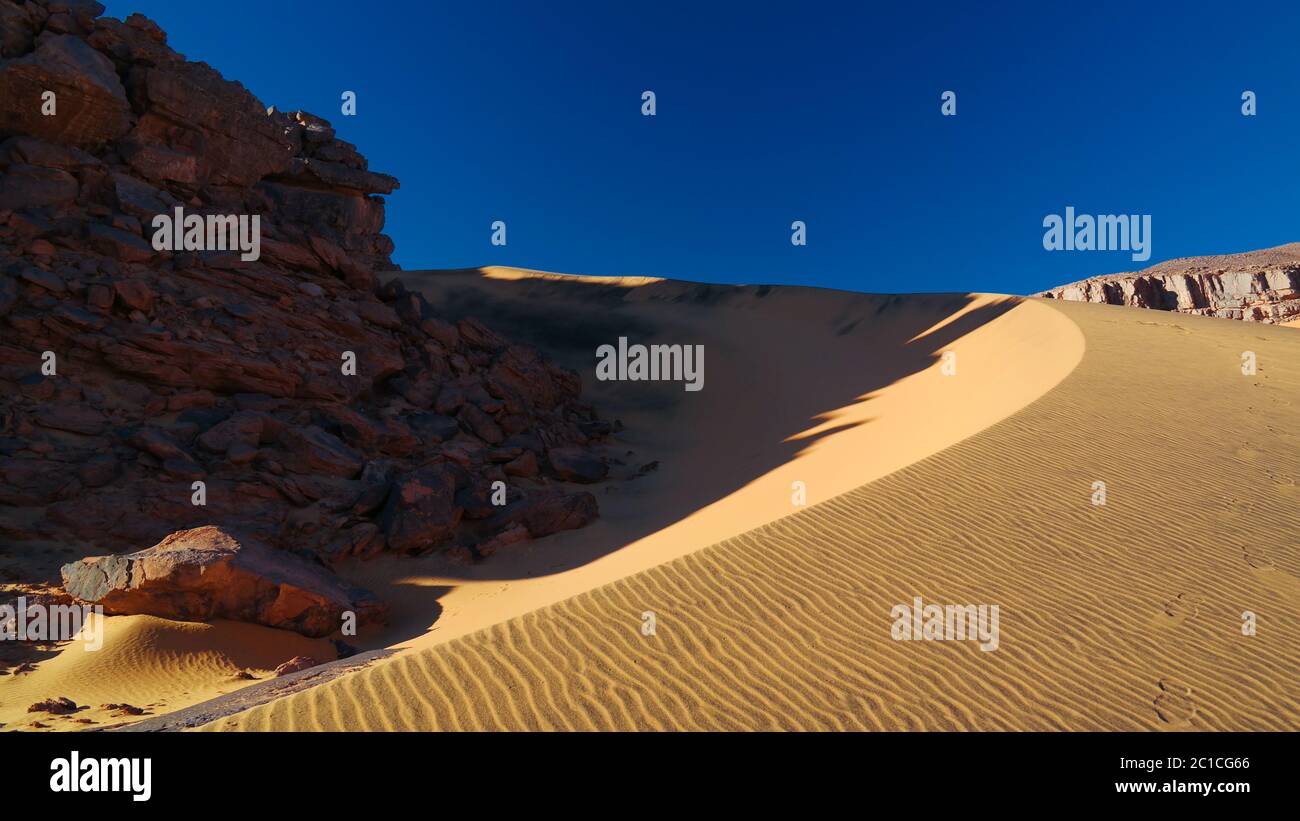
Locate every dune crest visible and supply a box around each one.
[200,296,1300,731]
[319,271,1086,658]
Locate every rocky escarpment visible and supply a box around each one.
[1038,243,1300,324]
[0,2,614,635]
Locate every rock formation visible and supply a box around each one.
[0,2,611,635]
[60,526,387,637]
[1038,243,1300,324]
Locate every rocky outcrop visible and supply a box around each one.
[60,526,387,637]
[1038,243,1300,324]
[0,2,616,630]
[273,655,319,677]
[28,696,78,714]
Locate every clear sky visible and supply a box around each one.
[103,0,1300,295]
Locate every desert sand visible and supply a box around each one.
[328,269,1085,656]
[190,271,1299,732]
[8,268,1080,729]
[11,268,1298,731]
[0,614,333,730]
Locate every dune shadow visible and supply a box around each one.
[375,268,1017,600]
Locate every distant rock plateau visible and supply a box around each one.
[1039,243,1300,325]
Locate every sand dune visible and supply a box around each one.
[327,270,1084,658]
[141,274,1269,730]
[11,270,1078,731]
[0,615,333,730]
[202,295,1300,731]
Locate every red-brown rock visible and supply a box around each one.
[0,34,132,146]
[28,696,79,715]
[273,656,320,677]
[60,526,388,637]
[378,467,462,553]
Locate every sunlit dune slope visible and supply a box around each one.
[204,298,1300,731]
[9,272,1079,732]
[330,270,1083,657]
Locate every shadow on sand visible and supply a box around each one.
[344,268,1018,647]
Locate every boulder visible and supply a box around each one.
[547,446,608,483]
[196,410,264,453]
[60,526,388,637]
[87,222,154,262]
[507,491,599,538]
[112,277,153,312]
[281,425,363,478]
[28,697,80,715]
[0,164,78,210]
[378,467,462,553]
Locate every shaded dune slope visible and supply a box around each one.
[206,300,1300,731]
[332,272,1081,655]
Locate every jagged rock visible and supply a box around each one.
[36,403,106,435]
[60,526,388,637]
[0,34,132,145]
[476,523,530,557]
[401,411,456,444]
[378,467,462,553]
[273,655,319,677]
[0,164,78,209]
[547,446,608,483]
[503,450,539,478]
[281,425,363,478]
[18,265,66,293]
[196,410,264,453]
[112,277,152,312]
[125,61,295,187]
[283,156,398,195]
[1040,243,1300,325]
[102,702,146,716]
[458,403,504,444]
[86,222,153,262]
[488,346,578,410]
[506,491,599,538]
[457,317,509,352]
[0,5,613,597]
[28,697,79,715]
[0,2,40,59]
[128,427,188,460]
[0,135,99,168]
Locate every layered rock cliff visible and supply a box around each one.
[0,1,613,635]
[1038,243,1300,324]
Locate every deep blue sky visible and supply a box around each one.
[103,0,1300,295]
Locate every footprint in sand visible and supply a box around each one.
[1261,470,1298,499]
[1214,497,1252,524]
[1156,593,1203,627]
[1244,546,1275,570]
[1244,546,1300,598]
[1154,678,1197,726]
